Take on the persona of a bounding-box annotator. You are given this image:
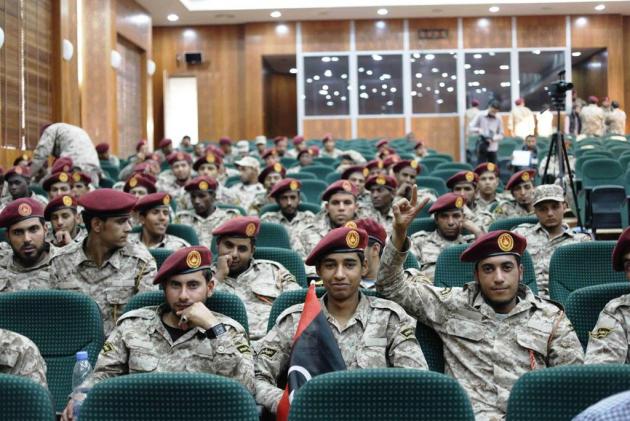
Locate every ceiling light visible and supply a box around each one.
[167,14,179,22]
[499,65,510,70]
[477,18,490,28]
[377,8,388,16]
[425,54,435,60]
[376,21,386,29]
[594,4,605,11]
[576,17,588,27]
[372,54,383,61]
[289,68,297,74]
[489,6,500,13]
[321,57,331,62]
[473,54,482,59]
[270,10,282,18]
[324,70,332,77]
[532,49,541,55]
[275,24,288,34]
[571,51,582,57]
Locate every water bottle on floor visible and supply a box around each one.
[71,351,92,420]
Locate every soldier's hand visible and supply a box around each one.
[462,219,483,238]
[55,230,72,247]
[396,182,412,199]
[61,400,75,421]
[215,255,232,281]
[176,302,219,331]
[391,185,429,251]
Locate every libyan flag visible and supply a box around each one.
[276,284,347,421]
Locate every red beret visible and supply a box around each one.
[5,166,31,179]
[158,138,172,149]
[460,230,527,262]
[322,134,334,143]
[204,145,224,159]
[193,152,223,171]
[44,195,77,221]
[392,159,421,175]
[474,162,499,176]
[322,180,358,202]
[414,141,424,150]
[212,216,260,238]
[588,96,599,104]
[166,152,192,166]
[340,165,369,180]
[258,163,286,184]
[293,136,305,145]
[133,192,172,213]
[0,198,45,228]
[129,167,157,183]
[305,226,368,266]
[42,172,71,191]
[273,136,287,145]
[429,193,466,214]
[124,175,156,194]
[297,147,318,159]
[376,139,389,148]
[146,152,162,163]
[153,246,212,285]
[219,137,232,146]
[612,226,630,271]
[95,143,109,154]
[51,157,73,174]
[71,171,92,185]
[366,159,385,171]
[515,98,524,106]
[471,99,480,107]
[447,171,479,189]
[382,155,401,168]
[184,176,218,192]
[269,178,301,198]
[79,189,137,215]
[136,140,147,152]
[353,219,386,246]
[506,169,536,191]
[365,174,398,190]
[261,148,277,160]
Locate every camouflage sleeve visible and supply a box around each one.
[13,338,48,388]
[409,233,424,262]
[136,256,158,292]
[275,265,299,291]
[31,128,56,176]
[547,312,584,366]
[385,310,428,370]
[585,306,629,364]
[210,323,255,395]
[84,327,130,388]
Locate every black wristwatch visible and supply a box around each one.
[205,323,227,339]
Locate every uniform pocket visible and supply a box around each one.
[0,348,19,368]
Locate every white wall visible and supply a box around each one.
[164,75,199,147]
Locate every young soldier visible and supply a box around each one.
[129,192,190,251]
[494,169,536,219]
[44,195,86,247]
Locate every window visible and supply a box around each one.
[303,56,350,116]
[464,52,511,111]
[518,50,565,111]
[410,52,458,114]
[357,54,403,115]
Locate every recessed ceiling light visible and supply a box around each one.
[375,20,386,29]
[377,8,388,16]
[270,10,282,18]
[576,17,588,27]
[289,68,297,74]
[572,51,582,57]
[167,14,179,22]
[489,6,500,13]
[275,24,289,34]
[594,4,605,11]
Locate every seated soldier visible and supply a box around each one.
[446,170,492,231]
[286,147,317,174]
[96,143,119,167]
[156,152,193,204]
[335,151,366,173]
[377,189,583,419]
[474,162,502,212]
[155,138,174,162]
[48,189,157,335]
[70,171,92,199]
[255,226,428,414]
[375,138,389,155]
[261,149,278,167]
[42,171,72,200]
[191,150,230,205]
[219,137,236,165]
[44,195,87,247]
[365,159,387,178]
[493,169,536,219]
[413,140,428,161]
[410,193,478,281]
[340,165,370,212]
[129,192,190,251]
[0,166,48,211]
[61,246,255,421]
[320,135,343,159]
[364,174,398,234]
[223,157,265,215]
[123,173,157,198]
[260,178,315,230]
[284,136,306,159]
[0,328,47,388]
[272,136,288,158]
[174,176,240,249]
[252,163,286,214]
[382,155,401,172]
[585,227,630,364]
[0,198,57,292]
[392,159,437,203]
[512,185,591,298]
[211,216,299,340]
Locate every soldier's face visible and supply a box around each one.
[217,237,254,276]
[164,271,212,313]
[369,186,393,211]
[435,210,464,240]
[198,163,218,178]
[7,176,29,199]
[129,186,149,198]
[369,167,387,177]
[317,252,366,302]
[51,209,79,236]
[95,215,132,248]
[172,161,191,181]
[299,153,313,166]
[239,166,258,184]
[323,139,335,151]
[140,206,170,237]
[453,183,476,203]
[277,191,300,217]
[534,200,565,230]
[478,173,498,196]
[348,172,366,192]
[276,140,288,153]
[475,255,523,314]
[326,192,357,227]
[191,190,214,215]
[512,182,534,205]
[72,182,89,198]
[49,182,72,199]
[397,167,417,186]
[264,172,283,190]
[8,218,48,266]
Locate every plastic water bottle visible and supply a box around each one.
[71,351,92,420]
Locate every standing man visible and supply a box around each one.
[606,101,627,136]
[129,192,190,251]
[44,195,86,248]
[469,100,503,164]
[509,98,535,139]
[464,99,481,137]
[580,96,605,137]
[224,157,266,215]
[494,169,536,219]
[260,178,315,232]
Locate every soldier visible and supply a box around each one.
[95,143,119,168]
[48,189,157,335]
[174,176,240,249]
[129,192,190,251]
[377,192,584,419]
[392,159,436,203]
[580,96,605,137]
[0,328,47,387]
[260,178,315,232]
[508,98,535,139]
[0,198,56,292]
[61,246,255,421]
[364,174,397,234]
[474,162,501,212]
[253,163,286,214]
[123,174,157,198]
[272,136,289,158]
[219,137,236,165]
[260,149,279,167]
[409,193,476,281]
[191,151,231,205]
[0,167,48,210]
[413,140,429,161]
[156,152,193,204]
[70,171,93,199]
[365,159,387,177]
[606,101,627,136]
[44,195,87,248]
[211,216,299,340]
[255,225,428,414]
[42,171,72,200]
[446,170,492,231]
[223,157,266,215]
[320,134,343,159]
[340,165,370,212]
[493,169,536,219]
[155,138,174,162]
[285,136,307,159]
[512,185,591,298]
[286,147,317,174]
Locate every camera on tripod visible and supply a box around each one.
[547,70,573,110]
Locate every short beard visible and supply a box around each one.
[13,244,46,267]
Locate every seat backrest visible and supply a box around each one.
[80,373,258,421]
[0,291,104,412]
[549,241,626,305]
[288,369,474,421]
[259,202,321,216]
[300,165,336,180]
[581,159,624,188]
[590,186,625,229]
[430,153,454,162]
[280,157,297,167]
[224,175,241,188]
[99,177,116,188]
[433,162,473,172]
[419,157,450,173]
[0,374,55,420]
[166,223,200,245]
[403,252,420,270]
[149,248,174,269]
[216,203,247,216]
[416,176,447,196]
[407,217,436,236]
[324,172,341,184]
[506,365,630,421]
[430,168,461,182]
[254,247,307,288]
[123,290,249,334]
[300,180,329,203]
[488,216,538,232]
[290,172,317,181]
[313,157,336,166]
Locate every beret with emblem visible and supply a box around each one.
[365,174,398,191]
[506,169,536,191]
[204,145,225,159]
[429,193,466,214]
[354,218,386,246]
[42,172,71,191]
[0,198,45,228]
[258,163,286,184]
[382,155,401,168]
[376,139,389,149]
[124,174,157,194]
[44,195,77,221]
[365,159,385,171]
[474,162,499,176]
[166,151,192,166]
[613,226,630,271]
[322,180,358,202]
[273,136,288,145]
[261,148,277,160]
[212,216,260,238]
[305,226,368,266]
[269,178,301,198]
[460,230,527,262]
[193,152,223,171]
[71,171,92,185]
[293,136,304,145]
[95,143,109,154]
[5,165,31,180]
[78,189,137,216]
[392,159,421,175]
[184,176,218,192]
[158,138,172,149]
[219,136,232,146]
[51,157,74,174]
[136,140,147,152]
[446,171,479,189]
[133,192,172,213]
[297,147,317,159]
[153,246,212,285]
[340,165,369,180]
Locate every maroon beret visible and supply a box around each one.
[322,180,358,202]
[184,176,218,192]
[133,192,172,213]
[293,136,305,145]
[193,152,223,171]
[474,162,499,176]
[219,137,232,146]
[322,134,334,143]
[340,165,369,180]
[515,98,524,106]
[269,178,301,198]
[429,193,466,214]
[95,143,109,154]
[258,163,286,184]
[212,216,260,238]
[612,226,630,271]
[166,152,192,166]
[353,218,386,246]
[273,136,288,145]
[0,198,45,228]
[305,226,368,266]
[261,148,277,160]
[460,230,527,262]
[153,246,212,285]
[71,171,92,185]
[588,96,599,104]
[124,175,157,194]
[79,189,137,215]
[44,195,77,221]
[5,166,31,180]
[471,99,480,107]
[414,141,424,150]
[42,172,71,191]
[297,147,318,159]
[205,145,225,158]
[365,174,398,191]
[382,155,401,168]
[376,139,389,149]
[447,171,479,189]
[366,159,385,171]
[136,140,147,152]
[158,138,172,149]
[506,169,536,191]
[51,157,74,174]
[392,159,421,175]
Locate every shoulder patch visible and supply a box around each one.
[236,343,252,354]
[259,347,278,358]
[214,311,246,333]
[439,287,453,299]
[276,302,305,323]
[401,327,415,338]
[116,307,156,324]
[590,327,612,339]
[102,341,115,354]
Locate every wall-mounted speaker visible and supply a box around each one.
[184,52,203,64]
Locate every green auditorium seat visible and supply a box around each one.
[0,291,104,412]
[325,172,341,184]
[549,241,626,306]
[506,365,630,421]
[419,157,450,173]
[280,157,297,168]
[149,249,173,269]
[30,184,46,197]
[99,163,120,181]
[224,175,241,188]
[300,180,329,203]
[407,217,436,236]
[416,176,447,196]
[0,374,55,420]
[565,282,630,350]
[216,203,247,215]
[433,162,473,172]
[123,290,249,334]
[211,222,292,255]
[80,373,258,421]
[99,177,116,188]
[290,172,317,181]
[314,157,336,166]
[488,216,538,232]
[430,168,461,182]
[300,165,336,180]
[254,247,307,288]
[165,224,200,245]
[581,159,624,188]
[403,252,420,270]
[288,369,473,421]
[259,202,321,216]
[430,153,454,162]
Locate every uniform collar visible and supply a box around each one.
[319,290,370,331]
[532,221,575,238]
[465,281,539,317]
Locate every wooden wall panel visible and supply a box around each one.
[463,17,512,49]
[624,16,630,133]
[53,0,81,125]
[301,21,350,52]
[303,119,351,140]
[355,19,404,51]
[517,16,566,48]
[116,0,151,52]
[411,116,460,160]
[357,118,405,139]
[408,18,458,50]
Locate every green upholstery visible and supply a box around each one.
[433,162,473,172]
[254,247,307,288]
[99,177,115,188]
[259,202,321,216]
[549,241,626,306]
[434,244,539,294]
[280,157,297,167]
[288,369,473,421]
[506,365,630,421]
[216,203,247,216]
[403,252,420,270]
[314,157,336,166]
[420,157,451,173]
[149,248,174,269]
[0,374,55,420]
[300,180,329,203]
[30,184,46,197]
[290,172,317,181]
[211,222,292,255]
[430,153,454,162]
[416,176,447,196]
[100,163,120,181]
[488,216,539,232]
[581,159,624,188]
[123,290,249,334]
[80,373,258,421]
[565,282,630,349]
[300,165,336,180]
[407,217,436,236]
[430,168,461,182]
[0,291,104,412]
[224,175,241,188]
[0,227,6,243]
[325,172,341,184]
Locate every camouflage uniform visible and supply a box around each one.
[45,226,88,247]
[155,175,188,205]
[81,305,254,394]
[319,148,344,159]
[376,240,584,420]
[128,232,190,251]
[224,183,266,215]
[493,200,533,219]
[294,213,331,261]
[409,230,472,281]
[260,210,316,242]
[464,205,494,232]
[0,328,47,388]
[174,207,240,249]
[361,268,430,290]
[474,196,500,213]
[606,109,627,136]
[585,294,630,364]
[0,245,57,292]
[512,223,591,298]
[580,104,605,137]
[48,240,158,335]
[255,292,428,413]
[213,259,300,340]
